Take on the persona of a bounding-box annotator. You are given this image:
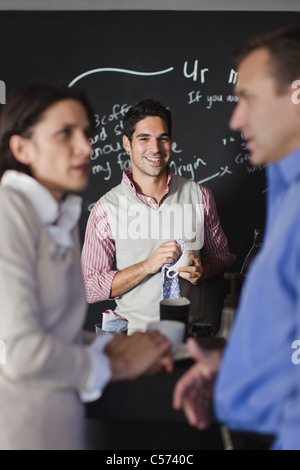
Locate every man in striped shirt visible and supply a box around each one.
[81,99,235,334]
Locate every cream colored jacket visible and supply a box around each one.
[0,185,94,450]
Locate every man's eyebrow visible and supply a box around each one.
[136,132,170,138]
[136,132,150,137]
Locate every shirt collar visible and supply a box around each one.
[122,166,173,194]
[1,170,82,250]
[270,147,300,186]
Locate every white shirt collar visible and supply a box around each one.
[1,170,82,251]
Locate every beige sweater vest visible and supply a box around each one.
[101,175,205,333]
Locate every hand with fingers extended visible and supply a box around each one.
[173,338,223,430]
[105,330,174,382]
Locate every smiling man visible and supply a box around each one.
[173,25,300,450]
[81,99,235,334]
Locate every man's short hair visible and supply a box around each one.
[232,25,300,93]
[123,99,172,141]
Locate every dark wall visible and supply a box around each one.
[1,10,298,329]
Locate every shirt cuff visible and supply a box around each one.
[79,332,113,403]
[107,270,120,300]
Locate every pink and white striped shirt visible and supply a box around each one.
[81,168,236,303]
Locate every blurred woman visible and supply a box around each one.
[0,84,172,450]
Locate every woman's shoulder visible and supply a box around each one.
[0,184,35,209]
[0,185,40,234]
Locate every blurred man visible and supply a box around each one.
[173,25,300,450]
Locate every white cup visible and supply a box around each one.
[166,249,192,278]
[147,320,185,352]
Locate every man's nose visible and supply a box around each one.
[150,138,161,153]
[229,103,245,131]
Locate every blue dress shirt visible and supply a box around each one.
[214,148,300,450]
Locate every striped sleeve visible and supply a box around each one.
[81,200,118,303]
[200,185,236,268]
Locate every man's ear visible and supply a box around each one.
[9,135,32,165]
[122,135,131,153]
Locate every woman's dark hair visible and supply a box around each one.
[232,25,300,93]
[123,99,172,141]
[0,83,95,179]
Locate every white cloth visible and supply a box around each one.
[80,332,113,402]
[1,170,82,255]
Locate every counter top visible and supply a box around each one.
[85,337,226,450]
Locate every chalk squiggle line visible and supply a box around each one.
[68,66,174,87]
[198,172,221,184]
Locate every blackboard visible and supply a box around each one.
[0,10,299,329]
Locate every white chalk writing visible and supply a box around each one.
[91,162,112,180]
[69,66,174,87]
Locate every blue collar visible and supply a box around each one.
[272,147,300,186]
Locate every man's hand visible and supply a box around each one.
[110,240,182,298]
[178,255,227,285]
[144,240,182,275]
[177,253,204,285]
[173,338,223,430]
[105,330,174,382]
